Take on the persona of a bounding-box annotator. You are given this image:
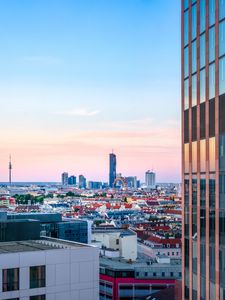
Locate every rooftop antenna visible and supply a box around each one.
[9,155,12,186]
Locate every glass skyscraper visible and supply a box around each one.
[109,152,116,188]
[182,0,225,299]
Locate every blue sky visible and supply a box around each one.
[0,0,181,182]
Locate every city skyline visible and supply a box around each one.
[0,0,181,182]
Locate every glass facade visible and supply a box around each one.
[182,0,225,299]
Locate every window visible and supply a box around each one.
[184,47,189,78]
[200,0,206,33]
[219,0,225,20]
[2,268,19,292]
[200,69,206,103]
[192,4,197,40]
[192,41,197,73]
[209,63,215,99]
[30,266,46,289]
[171,272,174,277]
[219,21,225,57]
[200,34,206,68]
[30,296,46,300]
[116,239,119,245]
[153,272,157,277]
[209,0,215,26]
[162,272,165,277]
[184,79,189,110]
[145,272,148,277]
[184,11,189,46]
[220,57,225,96]
[184,0,189,10]
[192,74,197,106]
[209,27,215,62]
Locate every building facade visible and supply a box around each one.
[182,0,225,299]
[61,172,68,186]
[109,153,117,188]
[145,171,156,189]
[0,238,99,300]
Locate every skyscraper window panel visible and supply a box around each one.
[184,79,189,110]
[192,4,197,40]
[200,139,206,172]
[184,110,189,143]
[192,41,197,73]
[219,20,225,57]
[200,0,206,33]
[220,134,225,170]
[209,98,215,137]
[184,0,189,10]
[209,0,216,26]
[219,57,225,96]
[192,106,197,141]
[184,143,190,173]
[192,74,197,106]
[192,141,198,172]
[209,137,216,172]
[209,27,215,63]
[209,63,216,99]
[200,102,206,139]
[219,0,225,20]
[184,47,189,78]
[184,10,189,46]
[200,33,206,68]
[200,69,206,103]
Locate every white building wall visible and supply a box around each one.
[119,234,137,261]
[0,246,99,300]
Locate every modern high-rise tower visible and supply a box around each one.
[182,1,225,299]
[109,152,116,188]
[145,170,156,189]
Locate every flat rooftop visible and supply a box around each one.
[0,237,88,254]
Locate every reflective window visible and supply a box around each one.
[220,57,225,96]
[184,0,189,10]
[2,268,19,292]
[200,0,206,33]
[200,34,206,68]
[200,139,206,172]
[209,174,215,207]
[192,74,197,106]
[209,63,216,99]
[219,20,225,57]
[184,47,189,78]
[209,137,216,172]
[200,69,206,103]
[219,0,225,20]
[192,41,197,73]
[209,0,215,26]
[185,144,189,173]
[30,266,45,289]
[192,141,197,172]
[184,79,189,109]
[192,4,197,40]
[220,134,225,171]
[184,10,189,46]
[209,27,215,63]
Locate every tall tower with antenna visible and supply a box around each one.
[9,155,12,186]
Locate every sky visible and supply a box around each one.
[0,0,181,183]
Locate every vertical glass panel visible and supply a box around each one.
[192,41,197,73]
[184,47,189,78]
[200,0,206,33]
[192,4,197,40]
[209,137,216,172]
[209,0,215,26]
[200,33,206,68]
[209,27,215,63]
[220,57,225,96]
[192,74,197,106]
[184,79,189,109]
[209,63,216,99]
[200,139,206,172]
[184,0,189,10]
[209,174,215,207]
[185,143,190,173]
[219,0,225,20]
[220,134,225,171]
[219,20,225,57]
[184,10,189,46]
[192,141,197,172]
[200,69,206,103]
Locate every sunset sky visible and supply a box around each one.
[0,0,181,183]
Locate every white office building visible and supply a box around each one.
[0,237,99,300]
[145,170,156,189]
